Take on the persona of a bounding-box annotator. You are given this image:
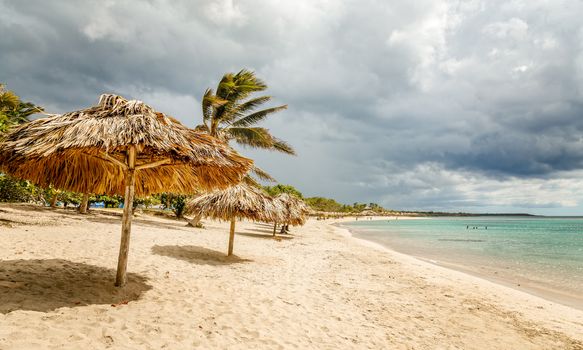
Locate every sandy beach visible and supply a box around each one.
[1,205,582,349]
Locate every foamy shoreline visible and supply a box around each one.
[1,205,583,349]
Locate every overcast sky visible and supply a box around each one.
[2,0,583,214]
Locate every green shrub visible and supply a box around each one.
[0,175,38,202]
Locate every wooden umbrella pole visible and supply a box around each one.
[50,193,58,208]
[273,222,277,236]
[79,192,89,214]
[228,217,236,256]
[188,212,203,227]
[115,145,137,287]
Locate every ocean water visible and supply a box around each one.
[344,217,583,308]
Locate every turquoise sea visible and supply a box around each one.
[343,217,583,309]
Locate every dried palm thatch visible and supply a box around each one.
[274,193,310,227]
[0,94,252,195]
[0,94,253,286]
[185,183,284,255]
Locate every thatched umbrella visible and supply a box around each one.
[273,193,310,234]
[184,183,282,256]
[0,94,252,286]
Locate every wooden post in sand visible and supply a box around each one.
[50,193,58,208]
[79,192,89,214]
[115,145,136,287]
[187,212,203,227]
[273,222,277,236]
[228,217,236,256]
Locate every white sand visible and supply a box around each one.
[1,204,582,349]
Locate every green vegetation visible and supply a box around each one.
[0,84,45,202]
[133,195,162,210]
[159,193,188,218]
[0,83,43,133]
[0,174,42,203]
[261,183,387,213]
[263,184,303,198]
[304,197,387,213]
[304,197,349,212]
[57,191,83,207]
[91,194,123,208]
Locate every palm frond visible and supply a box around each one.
[272,138,296,155]
[227,127,276,149]
[231,105,287,128]
[234,69,267,91]
[202,88,229,136]
[215,74,235,99]
[216,70,267,104]
[202,88,215,124]
[8,102,43,120]
[251,165,276,182]
[0,89,20,112]
[242,174,261,187]
[233,96,272,114]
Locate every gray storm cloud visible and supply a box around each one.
[1,0,583,214]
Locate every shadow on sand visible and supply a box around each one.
[237,229,294,240]
[85,215,190,232]
[152,245,251,265]
[0,259,151,314]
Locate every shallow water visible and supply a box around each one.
[344,217,583,308]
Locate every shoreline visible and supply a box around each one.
[425,259,583,311]
[334,217,583,311]
[330,216,583,311]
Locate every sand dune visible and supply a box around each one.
[1,204,582,349]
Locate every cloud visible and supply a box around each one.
[352,162,583,211]
[1,0,583,214]
[203,0,246,26]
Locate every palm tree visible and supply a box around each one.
[196,70,294,153]
[1,85,20,133]
[189,70,295,226]
[0,85,19,110]
[195,70,295,183]
[0,84,43,133]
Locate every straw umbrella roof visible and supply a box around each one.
[0,94,252,196]
[275,193,310,226]
[0,94,253,286]
[185,183,283,223]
